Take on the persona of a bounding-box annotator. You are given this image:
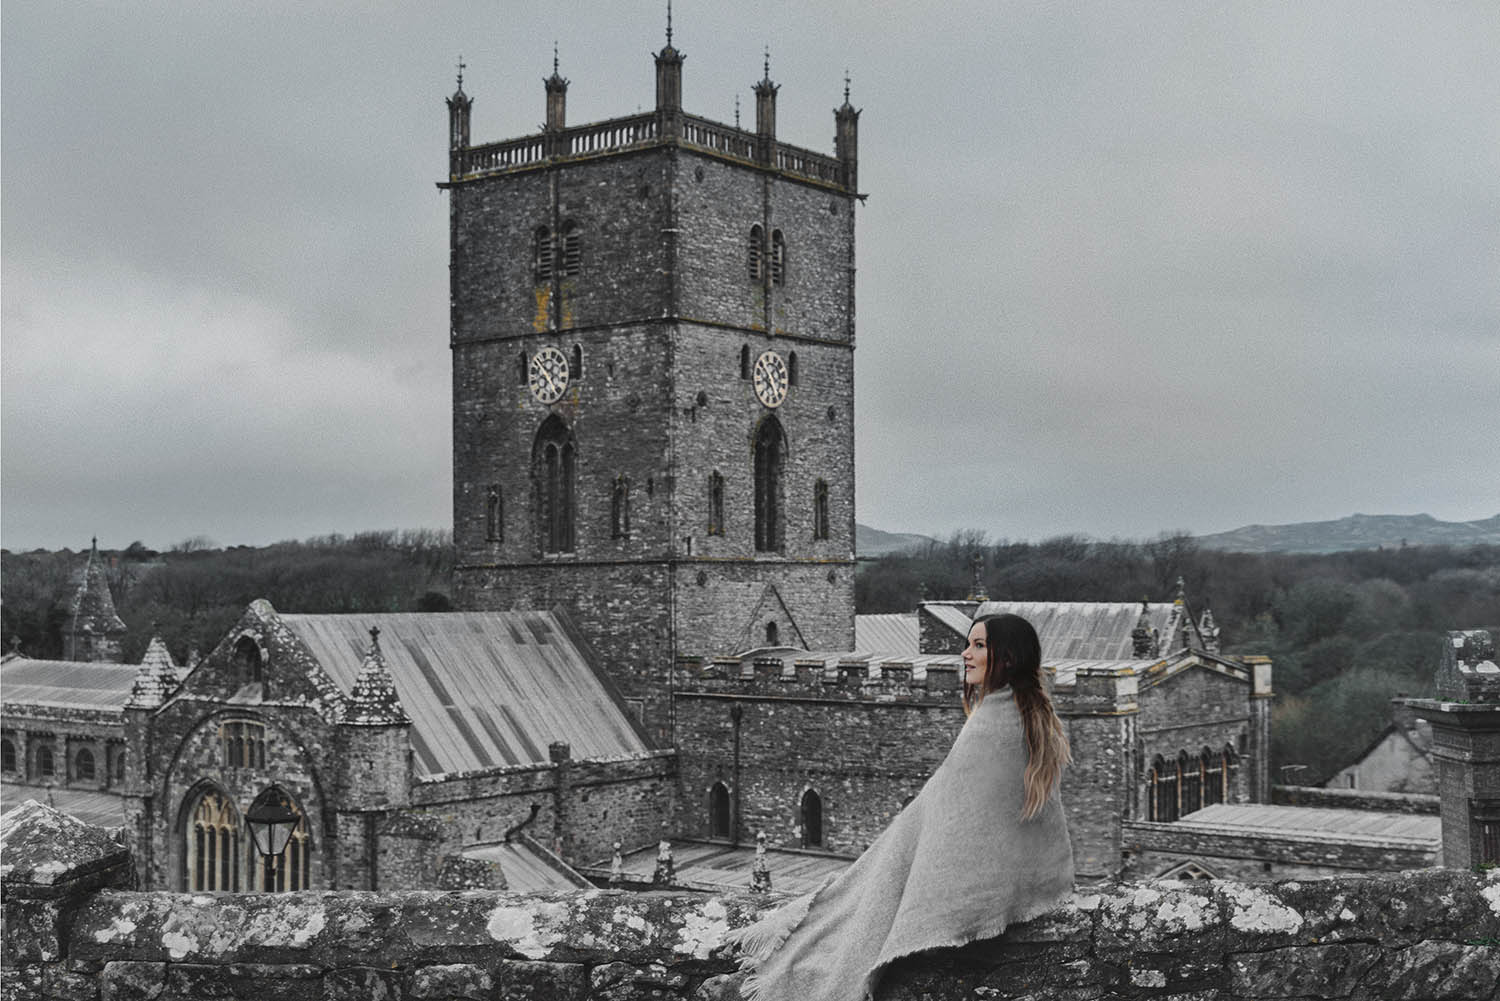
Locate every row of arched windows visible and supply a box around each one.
[483,415,832,552]
[534,223,582,283]
[708,782,824,848]
[0,735,124,786]
[1148,747,1238,822]
[747,226,787,286]
[185,787,312,893]
[738,345,800,385]
[220,720,267,769]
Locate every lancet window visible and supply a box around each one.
[709,782,731,839]
[186,789,243,892]
[753,416,786,553]
[707,471,725,536]
[220,720,267,770]
[533,416,576,554]
[747,225,764,280]
[800,788,824,848]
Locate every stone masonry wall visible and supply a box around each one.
[5,802,1498,1001]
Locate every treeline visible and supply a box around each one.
[1,530,454,667]
[856,533,1500,784]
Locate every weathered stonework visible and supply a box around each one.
[4,809,1497,1001]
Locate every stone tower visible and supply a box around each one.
[441,34,860,738]
[66,538,128,662]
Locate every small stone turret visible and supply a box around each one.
[1132,600,1156,658]
[446,57,472,171]
[125,633,178,710]
[752,49,778,165]
[1198,607,1222,653]
[544,44,568,155]
[835,72,860,191]
[653,12,684,137]
[338,627,412,811]
[66,538,128,663]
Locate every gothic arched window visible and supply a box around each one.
[561,221,581,276]
[707,471,725,536]
[517,350,527,386]
[765,621,779,646]
[570,344,583,381]
[1,739,15,774]
[185,788,242,892]
[1202,749,1222,807]
[1223,746,1239,803]
[37,745,54,779]
[813,479,830,541]
[611,475,631,539]
[533,416,576,554]
[486,485,503,542]
[800,788,823,848]
[232,636,264,686]
[709,782,731,839]
[740,345,751,380]
[535,226,555,282]
[114,749,126,784]
[787,350,799,386]
[221,720,267,770]
[1179,750,1201,816]
[75,747,96,782]
[747,225,764,280]
[753,416,786,553]
[1150,754,1177,822]
[770,229,785,286]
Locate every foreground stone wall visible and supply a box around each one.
[5,803,1498,1001]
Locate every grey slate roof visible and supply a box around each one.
[1176,803,1439,849]
[1,658,138,712]
[854,613,919,656]
[67,540,127,637]
[279,611,649,776]
[0,785,126,829]
[973,600,1180,660]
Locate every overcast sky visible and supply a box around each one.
[3,2,1497,551]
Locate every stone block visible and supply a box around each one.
[1227,943,1380,998]
[490,959,587,999]
[323,966,401,1001]
[164,963,322,1000]
[99,962,166,1001]
[1094,880,1222,960]
[409,963,492,999]
[1369,941,1500,1001]
[0,966,46,1001]
[41,965,100,1001]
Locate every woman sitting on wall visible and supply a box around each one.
[731,612,1075,1001]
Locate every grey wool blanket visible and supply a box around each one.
[728,689,1075,1001]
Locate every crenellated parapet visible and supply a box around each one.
[675,652,962,705]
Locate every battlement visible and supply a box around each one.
[674,652,961,704]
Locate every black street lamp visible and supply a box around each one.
[246,785,299,891]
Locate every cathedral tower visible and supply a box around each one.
[441,36,860,738]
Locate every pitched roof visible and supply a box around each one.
[1176,802,1438,849]
[972,600,1180,660]
[67,540,127,637]
[854,613,919,656]
[0,658,138,712]
[278,611,649,776]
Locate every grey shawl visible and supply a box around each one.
[729,689,1074,1001]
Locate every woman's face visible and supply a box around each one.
[962,622,988,687]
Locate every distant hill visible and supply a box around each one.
[856,523,937,557]
[1196,513,1500,554]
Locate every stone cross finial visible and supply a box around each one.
[369,625,381,649]
[456,56,465,90]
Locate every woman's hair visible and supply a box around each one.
[963,613,1072,820]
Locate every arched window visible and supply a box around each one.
[765,621,780,646]
[533,416,576,554]
[185,788,242,892]
[770,229,785,286]
[709,782,731,839]
[570,344,583,381]
[517,350,527,386]
[707,471,725,536]
[114,750,126,784]
[800,789,823,848]
[747,225,764,280]
[1223,746,1238,803]
[561,222,581,276]
[233,636,263,686]
[1179,750,1200,816]
[611,475,631,539]
[37,745,55,779]
[75,747,96,782]
[740,345,751,380]
[1,739,15,773]
[753,416,786,553]
[1202,749,1222,807]
[221,720,267,769]
[486,485,503,542]
[1149,754,1177,822]
[813,479,830,541]
[535,226,555,282]
[787,351,799,386]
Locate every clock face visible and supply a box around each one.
[753,350,789,408]
[528,347,570,404]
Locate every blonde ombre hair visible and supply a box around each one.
[962,613,1072,820]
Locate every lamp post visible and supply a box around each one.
[246,785,299,891]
